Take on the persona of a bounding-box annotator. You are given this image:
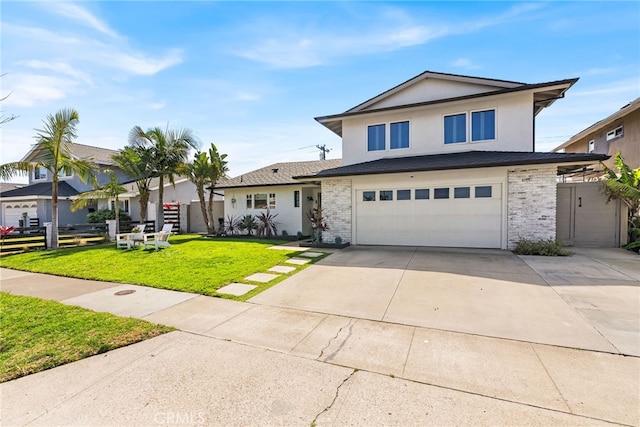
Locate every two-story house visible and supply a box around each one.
[295,70,608,249]
[553,97,639,174]
[0,143,129,227]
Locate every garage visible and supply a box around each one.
[3,203,37,227]
[355,183,503,248]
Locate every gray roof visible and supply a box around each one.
[22,142,118,165]
[294,151,609,179]
[0,181,80,198]
[217,160,342,189]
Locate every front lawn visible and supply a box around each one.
[0,292,172,382]
[0,235,324,300]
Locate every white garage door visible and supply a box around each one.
[3,203,37,227]
[355,184,503,248]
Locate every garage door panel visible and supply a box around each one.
[356,184,503,248]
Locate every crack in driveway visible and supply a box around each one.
[311,369,356,426]
[320,319,355,362]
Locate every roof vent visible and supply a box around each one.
[272,168,279,173]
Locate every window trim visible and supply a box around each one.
[367,120,411,153]
[443,112,467,145]
[294,190,300,208]
[588,140,595,153]
[470,109,496,142]
[367,123,386,152]
[443,108,497,146]
[606,125,623,141]
[33,167,47,181]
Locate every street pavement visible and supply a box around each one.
[1,246,638,426]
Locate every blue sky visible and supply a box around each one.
[1,1,639,183]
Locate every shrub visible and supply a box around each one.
[238,214,257,236]
[513,238,572,256]
[256,210,279,238]
[87,209,130,224]
[224,215,240,235]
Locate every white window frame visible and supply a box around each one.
[588,140,595,153]
[367,120,411,153]
[268,193,276,209]
[33,167,47,181]
[606,126,623,141]
[442,108,497,146]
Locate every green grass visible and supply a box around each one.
[0,292,173,382]
[0,235,327,300]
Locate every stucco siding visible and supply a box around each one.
[507,166,557,248]
[342,92,534,166]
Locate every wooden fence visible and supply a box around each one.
[1,223,110,255]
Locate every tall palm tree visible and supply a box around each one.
[0,108,95,249]
[181,143,228,234]
[70,170,126,234]
[128,126,197,226]
[206,144,229,232]
[112,146,155,221]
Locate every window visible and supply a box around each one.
[363,191,376,201]
[34,167,47,180]
[444,113,466,144]
[434,188,450,199]
[246,195,252,209]
[397,190,411,200]
[254,193,268,209]
[471,110,495,141]
[606,126,623,141]
[110,200,129,212]
[368,124,386,151]
[58,169,73,179]
[294,191,300,208]
[475,186,492,198]
[390,121,409,149]
[454,187,470,198]
[380,190,393,201]
[415,189,430,200]
[588,140,595,153]
[268,193,276,209]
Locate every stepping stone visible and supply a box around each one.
[217,283,257,296]
[245,273,280,283]
[269,265,296,274]
[286,257,311,265]
[300,251,323,258]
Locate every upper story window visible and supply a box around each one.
[444,113,466,144]
[33,167,47,181]
[390,121,409,149]
[588,140,595,153]
[58,169,73,179]
[471,110,495,141]
[367,121,410,152]
[367,124,386,151]
[606,125,623,141]
[444,109,496,144]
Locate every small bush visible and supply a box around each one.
[87,209,130,224]
[513,238,572,256]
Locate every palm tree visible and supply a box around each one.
[0,108,96,249]
[70,170,126,234]
[128,126,197,226]
[112,146,155,221]
[181,143,229,234]
[601,153,640,247]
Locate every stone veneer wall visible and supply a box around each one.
[321,178,352,243]
[507,166,557,248]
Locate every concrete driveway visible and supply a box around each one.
[250,246,640,356]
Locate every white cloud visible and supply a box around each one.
[236,3,543,69]
[17,60,93,84]
[100,48,183,76]
[46,2,119,39]
[149,102,166,110]
[236,91,260,101]
[451,58,480,70]
[2,74,78,107]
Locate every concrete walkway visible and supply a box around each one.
[1,247,639,426]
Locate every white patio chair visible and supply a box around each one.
[116,233,134,249]
[142,230,172,250]
[159,223,174,234]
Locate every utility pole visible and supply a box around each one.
[316,144,331,160]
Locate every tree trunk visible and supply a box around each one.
[139,190,149,222]
[157,175,164,226]
[207,188,215,235]
[114,197,120,235]
[196,185,210,234]
[51,178,58,249]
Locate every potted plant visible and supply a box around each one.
[130,226,143,241]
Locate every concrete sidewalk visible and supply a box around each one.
[2,263,639,426]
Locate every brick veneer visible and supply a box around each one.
[321,178,352,243]
[507,166,557,248]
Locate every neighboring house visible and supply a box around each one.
[117,176,226,233]
[294,70,607,249]
[553,97,640,177]
[216,160,341,236]
[0,143,126,227]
